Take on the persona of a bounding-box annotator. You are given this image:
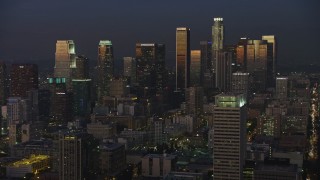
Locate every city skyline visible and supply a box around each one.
[1,0,319,69]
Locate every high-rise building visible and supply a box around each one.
[211,17,224,75]
[135,43,166,96]
[216,51,232,92]
[262,35,277,87]
[185,86,204,115]
[48,78,73,125]
[72,55,89,79]
[10,64,38,97]
[246,40,268,92]
[54,40,76,88]
[200,41,212,85]
[236,38,249,72]
[97,40,114,104]
[213,93,246,180]
[276,77,288,99]
[176,27,190,91]
[190,50,201,86]
[58,132,89,180]
[123,57,136,85]
[231,72,250,100]
[72,79,91,117]
[0,62,7,105]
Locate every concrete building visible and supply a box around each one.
[6,154,50,179]
[58,132,89,180]
[99,142,126,178]
[141,154,177,178]
[87,122,116,139]
[253,158,300,180]
[213,93,246,179]
[276,77,288,99]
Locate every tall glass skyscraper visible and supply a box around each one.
[211,17,224,75]
[190,50,201,86]
[176,27,190,91]
[54,40,76,88]
[97,40,114,104]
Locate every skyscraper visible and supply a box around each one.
[231,72,250,100]
[97,40,114,104]
[176,27,190,91]
[10,64,38,97]
[213,93,246,179]
[59,132,89,180]
[54,40,76,88]
[0,62,7,105]
[123,57,136,85]
[236,38,249,72]
[135,43,166,96]
[72,79,91,117]
[262,35,277,87]
[246,40,268,92]
[275,77,288,99]
[190,50,201,86]
[211,17,224,75]
[200,41,212,85]
[215,51,232,92]
[48,78,73,125]
[185,86,203,115]
[72,55,89,79]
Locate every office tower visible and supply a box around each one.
[224,45,237,73]
[123,57,136,85]
[246,40,268,92]
[213,93,246,179]
[72,55,89,79]
[109,78,128,97]
[236,38,249,72]
[38,89,51,122]
[155,43,167,94]
[99,143,126,178]
[152,119,164,145]
[200,41,212,85]
[185,86,204,115]
[190,50,201,86]
[10,64,38,97]
[135,43,157,92]
[262,35,277,87]
[0,62,7,105]
[276,77,288,99]
[176,27,190,91]
[59,132,88,180]
[7,97,22,126]
[72,79,91,117]
[135,43,166,96]
[26,89,39,121]
[231,72,250,100]
[48,78,73,125]
[97,40,114,104]
[54,40,76,88]
[216,51,232,92]
[211,17,224,75]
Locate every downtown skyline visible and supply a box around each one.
[1,0,320,70]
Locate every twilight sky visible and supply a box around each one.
[0,0,319,70]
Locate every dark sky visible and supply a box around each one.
[1,0,319,70]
